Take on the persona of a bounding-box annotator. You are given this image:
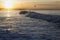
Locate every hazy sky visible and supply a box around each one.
[0,0,60,4]
[0,0,60,3]
[19,0,60,2]
[0,0,60,8]
[10,0,60,3]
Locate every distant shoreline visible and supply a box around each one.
[1,8,60,10]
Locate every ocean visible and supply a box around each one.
[0,10,60,40]
[0,10,60,17]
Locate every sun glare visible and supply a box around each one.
[2,0,14,9]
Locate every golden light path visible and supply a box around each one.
[2,0,14,17]
[2,0,14,9]
[6,10,11,17]
[1,0,17,31]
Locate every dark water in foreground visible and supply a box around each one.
[0,10,60,40]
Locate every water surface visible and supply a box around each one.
[0,10,60,40]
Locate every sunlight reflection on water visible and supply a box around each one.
[0,10,59,35]
[0,10,20,31]
[0,10,20,17]
[0,10,59,40]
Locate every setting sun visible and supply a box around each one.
[2,0,14,9]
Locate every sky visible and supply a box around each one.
[7,0,60,3]
[0,0,60,3]
[0,0,60,8]
[0,0,60,5]
[19,0,60,2]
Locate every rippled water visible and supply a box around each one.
[0,10,60,40]
[0,10,59,34]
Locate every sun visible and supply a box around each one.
[2,0,14,9]
[4,1,12,8]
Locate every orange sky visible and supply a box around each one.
[0,0,60,9]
